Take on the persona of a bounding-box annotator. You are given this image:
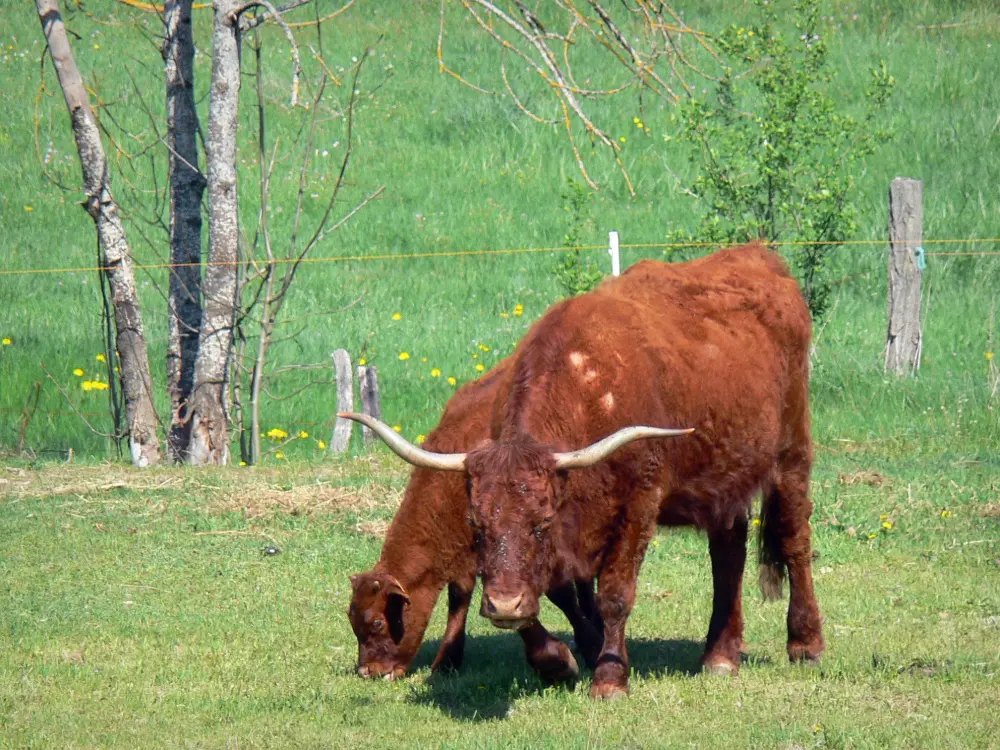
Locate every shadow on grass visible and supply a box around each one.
[406,632,706,721]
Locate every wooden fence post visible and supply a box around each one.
[357,365,381,447]
[885,177,924,375]
[330,349,353,454]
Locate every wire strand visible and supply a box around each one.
[2,238,998,277]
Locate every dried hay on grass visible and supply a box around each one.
[0,460,405,522]
[209,482,402,520]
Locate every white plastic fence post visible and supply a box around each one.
[608,230,621,277]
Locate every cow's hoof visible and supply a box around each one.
[533,645,580,684]
[547,651,581,684]
[788,640,824,665]
[702,657,739,677]
[590,681,629,700]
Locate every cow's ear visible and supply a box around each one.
[349,574,360,589]
[386,590,408,644]
[385,575,411,607]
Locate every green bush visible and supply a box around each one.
[675,0,895,320]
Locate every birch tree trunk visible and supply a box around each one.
[188,0,242,465]
[36,0,161,467]
[164,0,206,460]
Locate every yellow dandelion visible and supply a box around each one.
[73,368,84,377]
[882,521,893,530]
[316,440,327,450]
[867,532,878,540]
[398,352,410,361]
[1,337,11,345]
[751,518,761,527]
[500,312,510,319]
[635,120,644,129]
[93,44,100,50]
[297,430,309,439]
[392,425,402,433]
[91,381,109,391]
[95,353,106,363]
[747,30,755,37]
[239,461,247,466]
[415,434,426,445]
[987,352,994,361]
[478,344,490,352]
[392,312,402,321]
[472,353,478,359]
[24,206,33,213]
[431,368,441,378]
[619,136,627,144]
[633,116,641,125]
[940,509,952,519]
[879,513,889,521]
[359,357,367,366]
[82,380,94,392]
[475,363,485,372]
[447,376,457,386]
[275,451,285,460]
[421,357,428,363]
[266,427,289,441]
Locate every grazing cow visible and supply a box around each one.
[344,243,824,699]
[348,362,604,681]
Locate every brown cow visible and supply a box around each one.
[344,243,824,699]
[348,362,604,681]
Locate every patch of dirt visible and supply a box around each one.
[980,503,1000,518]
[837,470,888,488]
[355,519,391,538]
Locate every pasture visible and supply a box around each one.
[1,0,999,746]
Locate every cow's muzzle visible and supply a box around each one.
[481,590,538,630]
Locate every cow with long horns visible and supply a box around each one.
[348,362,605,682]
[343,243,824,699]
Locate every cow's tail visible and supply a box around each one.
[757,486,786,602]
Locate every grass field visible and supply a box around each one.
[2,442,999,748]
[1,0,999,746]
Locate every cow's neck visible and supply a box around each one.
[376,469,471,593]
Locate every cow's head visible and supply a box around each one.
[347,571,412,679]
[338,413,691,631]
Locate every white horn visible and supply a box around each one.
[553,425,693,470]
[337,412,467,472]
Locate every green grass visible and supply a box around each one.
[1,0,998,458]
[2,442,999,748]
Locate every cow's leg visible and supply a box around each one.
[702,514,748,675]
[547,580,604,670]
[431,578,474,672]
[518,620,579,684]
[762,450,824,664]
[576,578,604,633]
[590,503,658,700]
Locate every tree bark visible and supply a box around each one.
[36,0,161,467]
[163,0,206,460]
[188,0,243,465]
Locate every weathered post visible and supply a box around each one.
[330,349,353,454]
[885,177,924,375]
[357,365,382,448]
